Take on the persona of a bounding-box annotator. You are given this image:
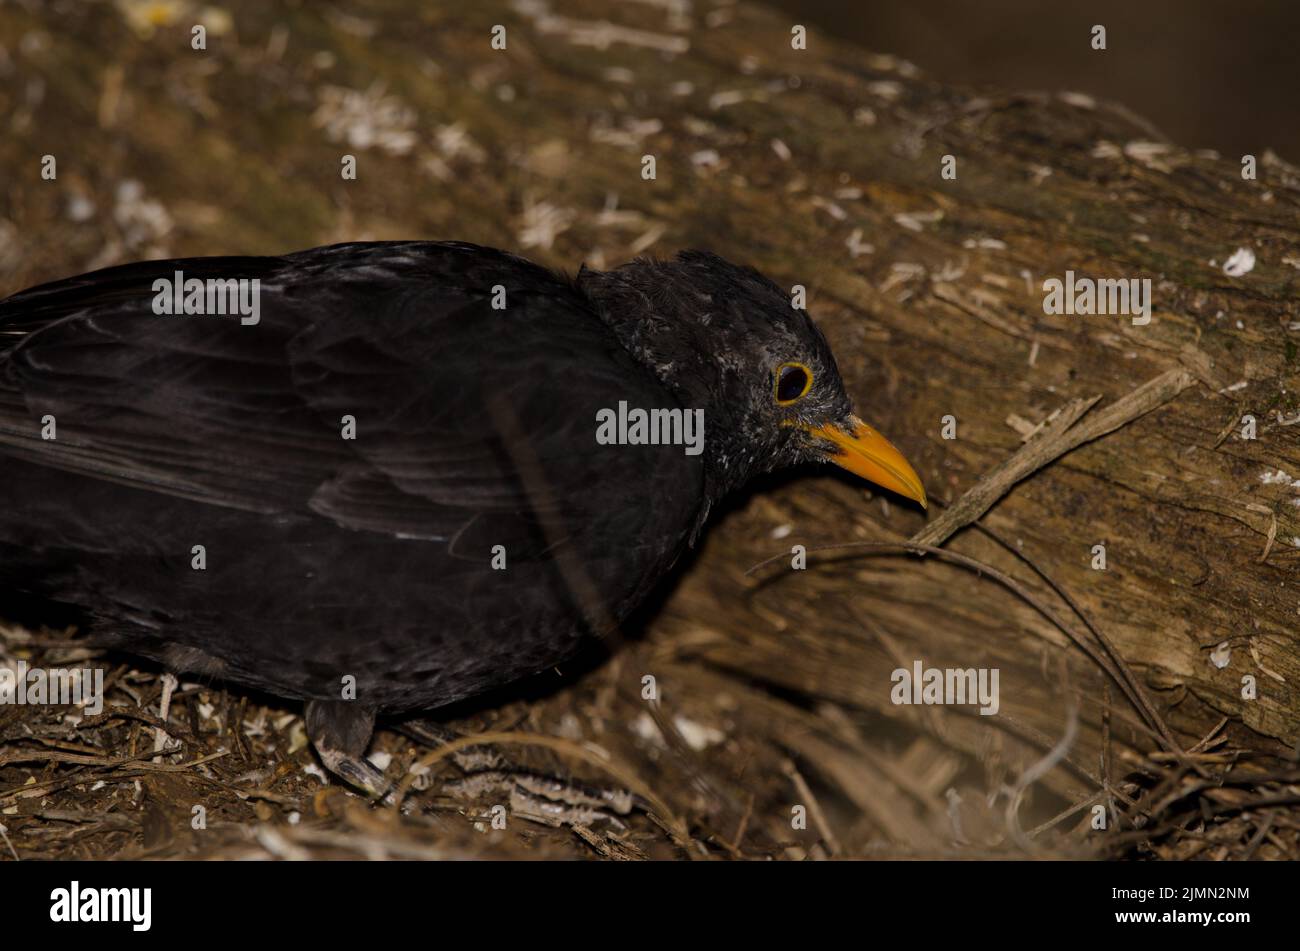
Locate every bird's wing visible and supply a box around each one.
[0,242,698,544]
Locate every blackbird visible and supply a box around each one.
[0,241,925,792]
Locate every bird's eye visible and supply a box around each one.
[774,362,813,404]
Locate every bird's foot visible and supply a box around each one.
[305,699,389,800]
[315,746,390,800]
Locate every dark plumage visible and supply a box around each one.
[0,241,924,791]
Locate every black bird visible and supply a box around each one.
[0,241,925,791]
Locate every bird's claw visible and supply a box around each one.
[317,746,391,800]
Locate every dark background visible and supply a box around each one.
[774,0,1300,161]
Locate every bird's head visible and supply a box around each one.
[579,250,926,510]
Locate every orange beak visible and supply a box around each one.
[804,415,927,508]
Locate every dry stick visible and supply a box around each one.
[913,367,1195,548]
[1241,812,1277,861]
[153,671,178,759]
[76,707,196,739]
[1105,794,1300,853]
[1028,788,1109,839]
[1101,683,1118,829]
[0,747,227,771]
[782,759,840,856]
[751,541,1148,745]
[642,697,733,807]
[972,523,1190,769]
[911,367,1196,754]
[1188,717,1229,754]
[0,750,230,803]
[390,730,693,854]
[0,822,18,861]
[750,538,1185,829]
[730,792,755,853]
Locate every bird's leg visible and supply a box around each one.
[304,699,388,799]
[396,718,636,828]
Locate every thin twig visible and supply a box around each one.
[782,759,840,856]
[913,367,1194,548]
[972,523,1190,771]
[748,541,1181,761]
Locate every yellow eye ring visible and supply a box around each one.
[773,361,814,404]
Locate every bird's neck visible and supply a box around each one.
[577,267,759,525]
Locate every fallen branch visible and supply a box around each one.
[913,367,1196,548]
